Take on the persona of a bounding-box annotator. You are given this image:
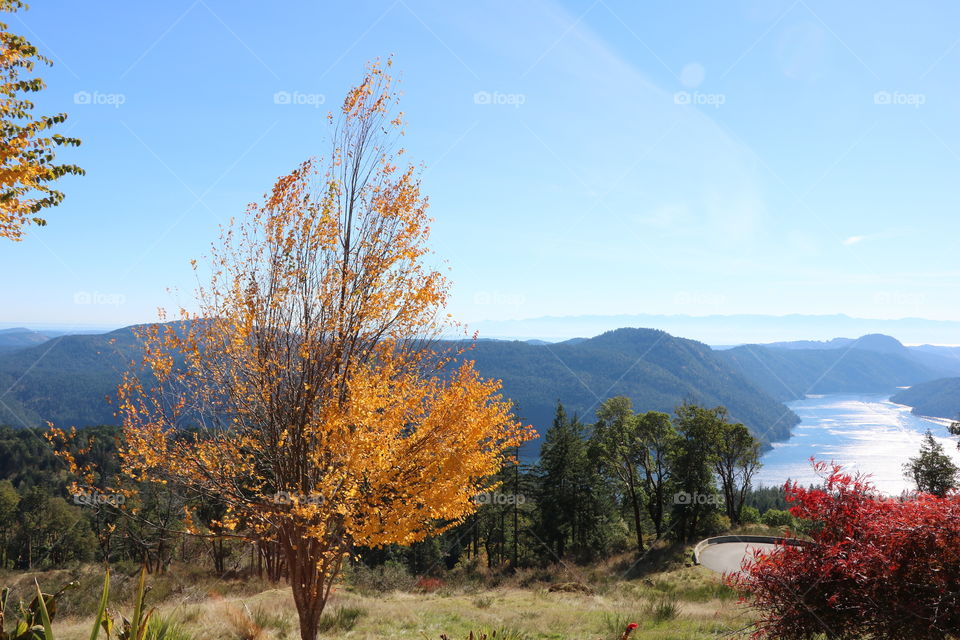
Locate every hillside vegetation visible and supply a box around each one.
[717,338,945,402]
[892,377,960,420]
[0,325,799,446]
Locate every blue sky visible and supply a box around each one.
[3,0,960,333]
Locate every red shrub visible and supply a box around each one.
[728,459,960,640]
[415,576,444,592]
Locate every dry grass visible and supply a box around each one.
[26,561,752,640]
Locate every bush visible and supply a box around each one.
[730,461,960,639]
[760,508,792,528]
[740,505,760,524]
[347,560,416,593]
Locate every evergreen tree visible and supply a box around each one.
[670,404,724,543]
[904,430,959,497]
[712,421,761,525]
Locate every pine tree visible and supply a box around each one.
[904,430,959,497]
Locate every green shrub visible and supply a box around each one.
[740,505,761,524]
[761,508,793,528]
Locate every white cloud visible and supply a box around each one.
[843,235,865,246]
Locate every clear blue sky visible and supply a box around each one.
[4,0,959,332]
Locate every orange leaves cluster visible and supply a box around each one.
[117,60,534,566]
[0,0,82,239]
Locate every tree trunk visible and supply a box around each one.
[626,464,644,553]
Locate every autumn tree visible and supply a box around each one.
[116,60,531,640]
[0,0,83,240]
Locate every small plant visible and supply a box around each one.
[144,616,194,640]
[472,594,494,609]
[602,614,641,639]
[316,606,365,634]
[251,607,292,639]
[439,630,529,640]
[645,595,680,623]
[0,580,77,640]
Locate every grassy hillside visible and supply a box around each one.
[892,377,960,420]
[0,549,755,640]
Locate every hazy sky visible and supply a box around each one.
[3,0,959,331]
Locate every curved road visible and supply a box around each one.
[697,541,779,573]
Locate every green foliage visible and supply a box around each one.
[535,403,622,561]
[0,579,77,640]
[760,509,793,528]
[892,377,960,421]
[903,430,959,496]
[740,504,761,524]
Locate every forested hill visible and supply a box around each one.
[450,328,799,446]
[0,325,799,447]
[891,378,960,420]
[717,336,947,402]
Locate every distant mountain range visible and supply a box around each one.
[0,328,51,352]
[892,379,960,421]
[1,323,956,454]
[455,328,799,448]
[466,313,960,346]
[0,324,799,451]
[716,334,960,402]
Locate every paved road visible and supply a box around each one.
[697,541,779,573]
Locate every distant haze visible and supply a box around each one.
[465,313,960,346]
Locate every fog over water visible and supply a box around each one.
[754,393,960,495]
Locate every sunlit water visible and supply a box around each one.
[754,393,960,495]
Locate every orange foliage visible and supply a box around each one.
[0,0,83,240]
[117,59,532,639]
